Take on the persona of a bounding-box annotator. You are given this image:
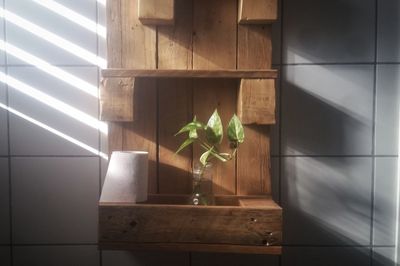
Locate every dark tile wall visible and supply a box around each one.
[0,0,398,265]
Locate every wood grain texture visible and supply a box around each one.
[106,0,125,152]
[193,0,238,195]
[238,79,276,124]
[99,195,282,246]
[157,0,193,194]
[237,23,273,195]
[239,0,278,24]
[138,0,174,25]
[119,0,158,194]
[102,69,277,79]
[100,77,134,121]
[193,0,236,70]
[99,242,282,255]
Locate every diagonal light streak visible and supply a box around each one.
[97,0,106,7]
[0,102,108,160]
[31,0,106,38]
[0,8,107,68]
[0,40,98,98]
[0,71,107,134]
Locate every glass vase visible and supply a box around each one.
[191,163,215,206]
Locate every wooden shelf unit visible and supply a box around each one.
[99,0,281,255]
[102,69,278,79]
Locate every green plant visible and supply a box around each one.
[175,109,245,166]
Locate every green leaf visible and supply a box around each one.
[174,116,206,137]
[189,128,198,139]
[205,109,223,145]
[200,148,213,166]
[227,114,245,143]
[176,138,195,154]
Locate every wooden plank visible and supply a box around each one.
[99,78,134,121]
[238,79,275,124]
[99,203,282,246]
[102,69,278,79]
[193,0,236,70]
[138,0,174,25]
[119,0,158,194]
[99,242,282,255]
[157,0,193,194]
[193,0,237,195]
[237,26,272,69]
[106,0,125,150]
[237,23,273,195]
[238,0,278,24]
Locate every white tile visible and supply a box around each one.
[8,66,100,156]
[377,0,400,62]
[373,158,398,246]
[282,157,372,245]
[283,0,375,64]
[373,247,396,266]
[13,245,99,266]
[0,158,9,244]
[192,253,279,266]
[97,2,107,60]
[0,246,10,266]
[0,71,7,155]
[102,250,189,266]
[282,65,374,156]
[375,65,400,156]
[6,0,98,66]
[282,247,370,266]
[12,157,99,244]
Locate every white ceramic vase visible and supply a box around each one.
[100,151,149,203]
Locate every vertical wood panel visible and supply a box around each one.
[237,24,273,195]
[120,0,158,193]
[158,0,193,194]
[106,0,124,153]
[193,0,237,195]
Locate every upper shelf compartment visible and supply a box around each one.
[101,69,278,79]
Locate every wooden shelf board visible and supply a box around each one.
[99,194,282,252]
[101,69,278,79]
[99,242,282,255]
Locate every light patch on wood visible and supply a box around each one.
[239,0,278,24]
[138,0,174,25]
[238,79,276,125]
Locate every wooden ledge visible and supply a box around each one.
[100,242,282,255]
[101,69,278,79]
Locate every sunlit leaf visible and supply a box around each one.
[206,109,223,145]
[227,114,244,143]
[176,138,195,154]
[189,128,198,139]
[200,148,213,166]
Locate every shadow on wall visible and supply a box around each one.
[283,0,375,63]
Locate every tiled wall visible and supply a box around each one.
[0,0,398,265]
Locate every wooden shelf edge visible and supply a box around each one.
[99,242,282,255]
[101,69,278,79]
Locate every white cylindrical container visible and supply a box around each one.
[100,151,149,203]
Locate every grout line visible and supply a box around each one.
[3,0,13,263]
[4,155,104,158]
[95,1,103,265]
[278,0,284,208]
[5,64,100,68]
[277,154,397,158]
[11,243,99,247]
[281,244,395,248]
[370,0,379,256]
